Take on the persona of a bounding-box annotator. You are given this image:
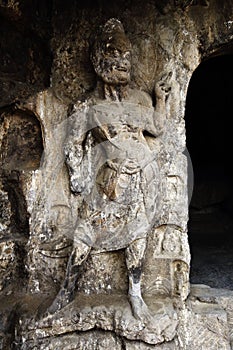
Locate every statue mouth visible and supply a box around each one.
[112,66,128,72]
[117,67,127,72]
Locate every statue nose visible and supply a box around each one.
[117,59,130,70]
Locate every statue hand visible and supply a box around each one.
[155,71,172,101]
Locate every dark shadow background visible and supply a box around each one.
[185,54,233,289]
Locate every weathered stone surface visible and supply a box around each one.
[124,338,179,349]
[0,295,18,350]
[190,285,233,347]
[1,0,233,349]
[0,108,43,171]
[0,239,17,292]
[21,330,123,350]
[178,285,232,350]
[20,295,178,345]
[0,187,11,234]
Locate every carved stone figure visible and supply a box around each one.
[48,18,169,321]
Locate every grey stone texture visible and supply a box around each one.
[1,0,233,349]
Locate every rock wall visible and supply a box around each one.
[1,0,233,349]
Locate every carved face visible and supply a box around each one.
[94,44,131,85]
[91,19,132,85]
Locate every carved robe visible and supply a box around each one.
[65,101,160,251]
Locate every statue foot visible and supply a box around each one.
[129,295,153,323]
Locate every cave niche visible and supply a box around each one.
[0,107,43,172]
[0,107,43,293]
[186,53,233,289]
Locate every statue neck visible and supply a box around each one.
[96,81,129,101]
[104,84,129,101]
[96,80,129,101]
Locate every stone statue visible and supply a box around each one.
[48,18,169,321]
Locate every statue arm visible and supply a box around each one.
[64,103,90,194]
[154,72,172,135]
[64,137,84,169]
[64,133,88,194]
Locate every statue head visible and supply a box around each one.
[91,18,132,85]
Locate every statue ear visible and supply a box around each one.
[90,50,100,76]
[90,51,96,69]
[90,36,101,72]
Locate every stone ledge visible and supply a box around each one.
[21,294,178,345]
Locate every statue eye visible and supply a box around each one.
[123,51,131,60]
[113,49,120,57]
[106,45,120,57]
[110,49,120,57]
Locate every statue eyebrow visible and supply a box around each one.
[105,44,130,55]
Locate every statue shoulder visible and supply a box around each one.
[69,98,92,115]
[128,88,153,108]
[65,98,93,138]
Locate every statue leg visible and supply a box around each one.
[126,237,151,321]
[47,240,91,314]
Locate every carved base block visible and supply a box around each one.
[21,294,178,345]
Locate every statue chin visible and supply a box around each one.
[100,72,130,85]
